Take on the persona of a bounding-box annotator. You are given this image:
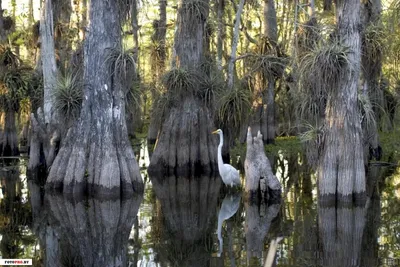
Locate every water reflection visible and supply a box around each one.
[149,174,222,266]
[318,203,366,267]
[217,192,241,257]
[28,180,143,267]
[245,199,281,266]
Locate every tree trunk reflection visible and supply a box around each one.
[318,202,366,267]
[150,174,222,266]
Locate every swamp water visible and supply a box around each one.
[0,143,399,267]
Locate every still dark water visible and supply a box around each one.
[0,143,399,267]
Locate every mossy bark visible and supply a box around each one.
[46,0,143,197]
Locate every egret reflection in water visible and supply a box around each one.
[216,192,241,257]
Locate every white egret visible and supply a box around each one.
[212,129,241,187]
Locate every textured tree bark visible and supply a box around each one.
[318,0,365,202]
[148,0,218,174]
[244,128,281,201]
[46,0,143,197]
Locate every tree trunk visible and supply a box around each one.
[148,0,218,174]
[53,0,72,69]
[227,0,245,89]
[2,110,19,156]
[216,0,225,69]
[0,0,7,41]
[147,0,167,146]
[46,0,143,197]
[28,0,59,175]
[318,0,365,203]
[262,0,278,144]
[80,0,87,40]
[244,128,281,200]
[361,0,382,161]
[324,0,333,11]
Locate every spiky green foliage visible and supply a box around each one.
[363,23,386,60]
[104,46,137,93]
[298,122,324,168]
[296,17,321,55]
[0,68,31,111]
[198,70,225,107]
[126,80,142,115]
[150,40,166,71]
[0,46,21,69]
[53,73,82,121]
[26,72,44,111]
[299,41,350,94]
[162,67,200,98]
[216,83,252,129]
[249,37,288,80]
[358,92,377,133]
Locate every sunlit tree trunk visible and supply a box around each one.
[28,0,59,174]
[148,0,218,174]
[318,0,365,202]
[46,0,143,196]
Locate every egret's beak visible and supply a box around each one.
[211,130,218,134]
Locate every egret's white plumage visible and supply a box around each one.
[212,129,241,187]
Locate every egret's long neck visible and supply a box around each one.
[218,132,224,166]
